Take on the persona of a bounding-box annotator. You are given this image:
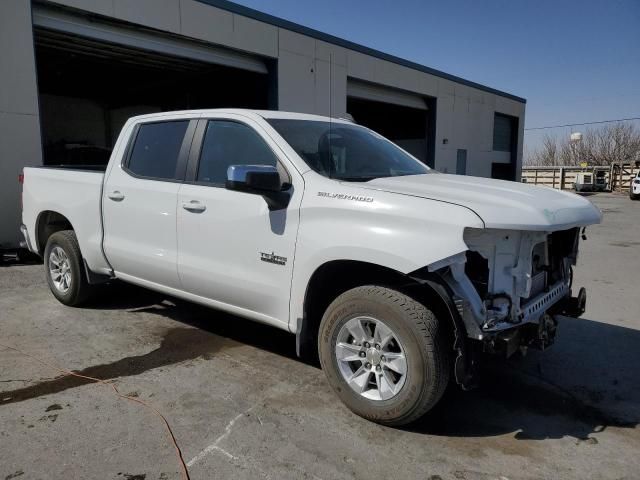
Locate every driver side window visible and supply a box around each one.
[197,120,279,185]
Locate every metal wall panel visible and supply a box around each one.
[113,0,181,34]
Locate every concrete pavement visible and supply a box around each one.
[1,192,639,480]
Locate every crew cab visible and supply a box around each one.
[21,109,602,425]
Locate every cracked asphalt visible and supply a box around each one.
[1,192,639,480]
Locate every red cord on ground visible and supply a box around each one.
[0,342,191,480]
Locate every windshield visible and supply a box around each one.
[267,119,431,181]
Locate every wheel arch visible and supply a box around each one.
[297,259,472,386]
[35,210,75,255]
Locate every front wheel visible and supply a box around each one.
[44,230,94,306]
[318,285,450,426]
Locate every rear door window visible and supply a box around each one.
[127,121,190,180]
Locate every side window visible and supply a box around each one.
[127,121,189,180]
[197,120,278,185]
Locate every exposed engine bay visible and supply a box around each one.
[432,227,587,357]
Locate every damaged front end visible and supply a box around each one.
[431,227,588,358]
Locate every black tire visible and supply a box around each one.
[318,285,450,426]
[631,192,639,200]
[44,230,94,306]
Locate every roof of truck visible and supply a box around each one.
[128,109,353,124]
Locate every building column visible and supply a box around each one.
[0,0,42,248]
[277,31,347,117]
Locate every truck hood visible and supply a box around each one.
[361,174,602,230]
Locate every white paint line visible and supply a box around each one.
[187,406,255,467]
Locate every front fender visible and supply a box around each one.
[288,186,484,331]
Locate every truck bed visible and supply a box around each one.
[21,166,110,273]
[34,164,108,172]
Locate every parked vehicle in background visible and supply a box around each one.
[594,169,608,192]
[574,171,595,192]
[21,109,602,426]
[631,171,640,200]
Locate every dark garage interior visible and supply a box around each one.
[347,96,436,168]
[491,112,518,180]
[34,28,272,167]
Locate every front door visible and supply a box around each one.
[177,116,301,327]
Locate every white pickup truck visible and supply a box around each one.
[21,109,601,425]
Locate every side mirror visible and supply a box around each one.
[226,165,290,210]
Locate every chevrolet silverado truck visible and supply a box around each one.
[21,109,602,425]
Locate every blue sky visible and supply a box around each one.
[231,0,640,156]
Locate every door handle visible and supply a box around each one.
[107,191,125,201]
[182,200,206,213]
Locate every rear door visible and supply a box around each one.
[103,116,196,289]
[176,115,301,327]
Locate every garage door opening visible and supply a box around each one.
[346,81,436,167]
[491,112,518,181]
[34,29,272,167]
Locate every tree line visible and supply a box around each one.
[525,122,640,166]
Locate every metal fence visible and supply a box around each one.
[521,164,639,192]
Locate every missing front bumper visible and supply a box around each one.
[550,287,587,318]
[481,281,569,333]
[486,288,587,357]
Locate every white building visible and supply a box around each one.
[0,0,525,249]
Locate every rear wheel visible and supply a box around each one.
[318,285,450,426]
[44,230,94,306]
